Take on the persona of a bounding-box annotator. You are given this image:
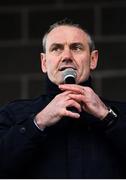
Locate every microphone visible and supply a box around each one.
[63,68,77,84]
[62,68,78,114]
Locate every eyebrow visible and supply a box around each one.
[49,43,63,49]
[70,42,84,46]
[50,42,84,47]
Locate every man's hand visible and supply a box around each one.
[59,84,109,120]
[35,90,81,129]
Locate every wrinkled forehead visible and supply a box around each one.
[46,25,89,47]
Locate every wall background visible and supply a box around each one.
[0,0,126,106]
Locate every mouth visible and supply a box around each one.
[59,66,77,71]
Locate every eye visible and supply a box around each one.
[50,44,63,53]
[52,47,60,52]
[74,45,82,51]
[71,43,84,52]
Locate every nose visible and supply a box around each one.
[61,46,73,62]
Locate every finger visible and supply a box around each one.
[56,90,74,101]
[68,94,87,112]
[64,110,80,119]
[67,99,82,112]
[69,94,85,103]
[60,90,75,96]
[59,84,84,94]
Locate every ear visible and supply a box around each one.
[40,53,47,73]
[90,50,98,70]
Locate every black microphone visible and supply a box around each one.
[63,68,78,114]
[63,68,77,84]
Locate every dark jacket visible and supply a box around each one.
[0,78,126,178]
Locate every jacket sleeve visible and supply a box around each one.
[0,103,47,178]
[104,101,126,159]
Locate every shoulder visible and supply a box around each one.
[1,95,42,110]
[0,95,47,122]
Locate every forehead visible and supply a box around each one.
[46,25,89,46]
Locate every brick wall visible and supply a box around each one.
[0,0,126,105]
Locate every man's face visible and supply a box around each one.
[41,25,98,85]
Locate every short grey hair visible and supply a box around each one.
[42,18,95,53]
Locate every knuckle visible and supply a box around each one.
[54,94,60,100]
[85,87,93,93]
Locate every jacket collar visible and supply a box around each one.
[44,76,93,96]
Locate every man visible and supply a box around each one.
[0,19,126,178]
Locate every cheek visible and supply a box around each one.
[79,56,90,69]
[46,58,59,72]
[78,57,91,75]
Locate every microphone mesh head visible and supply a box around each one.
[63,68,77,84]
